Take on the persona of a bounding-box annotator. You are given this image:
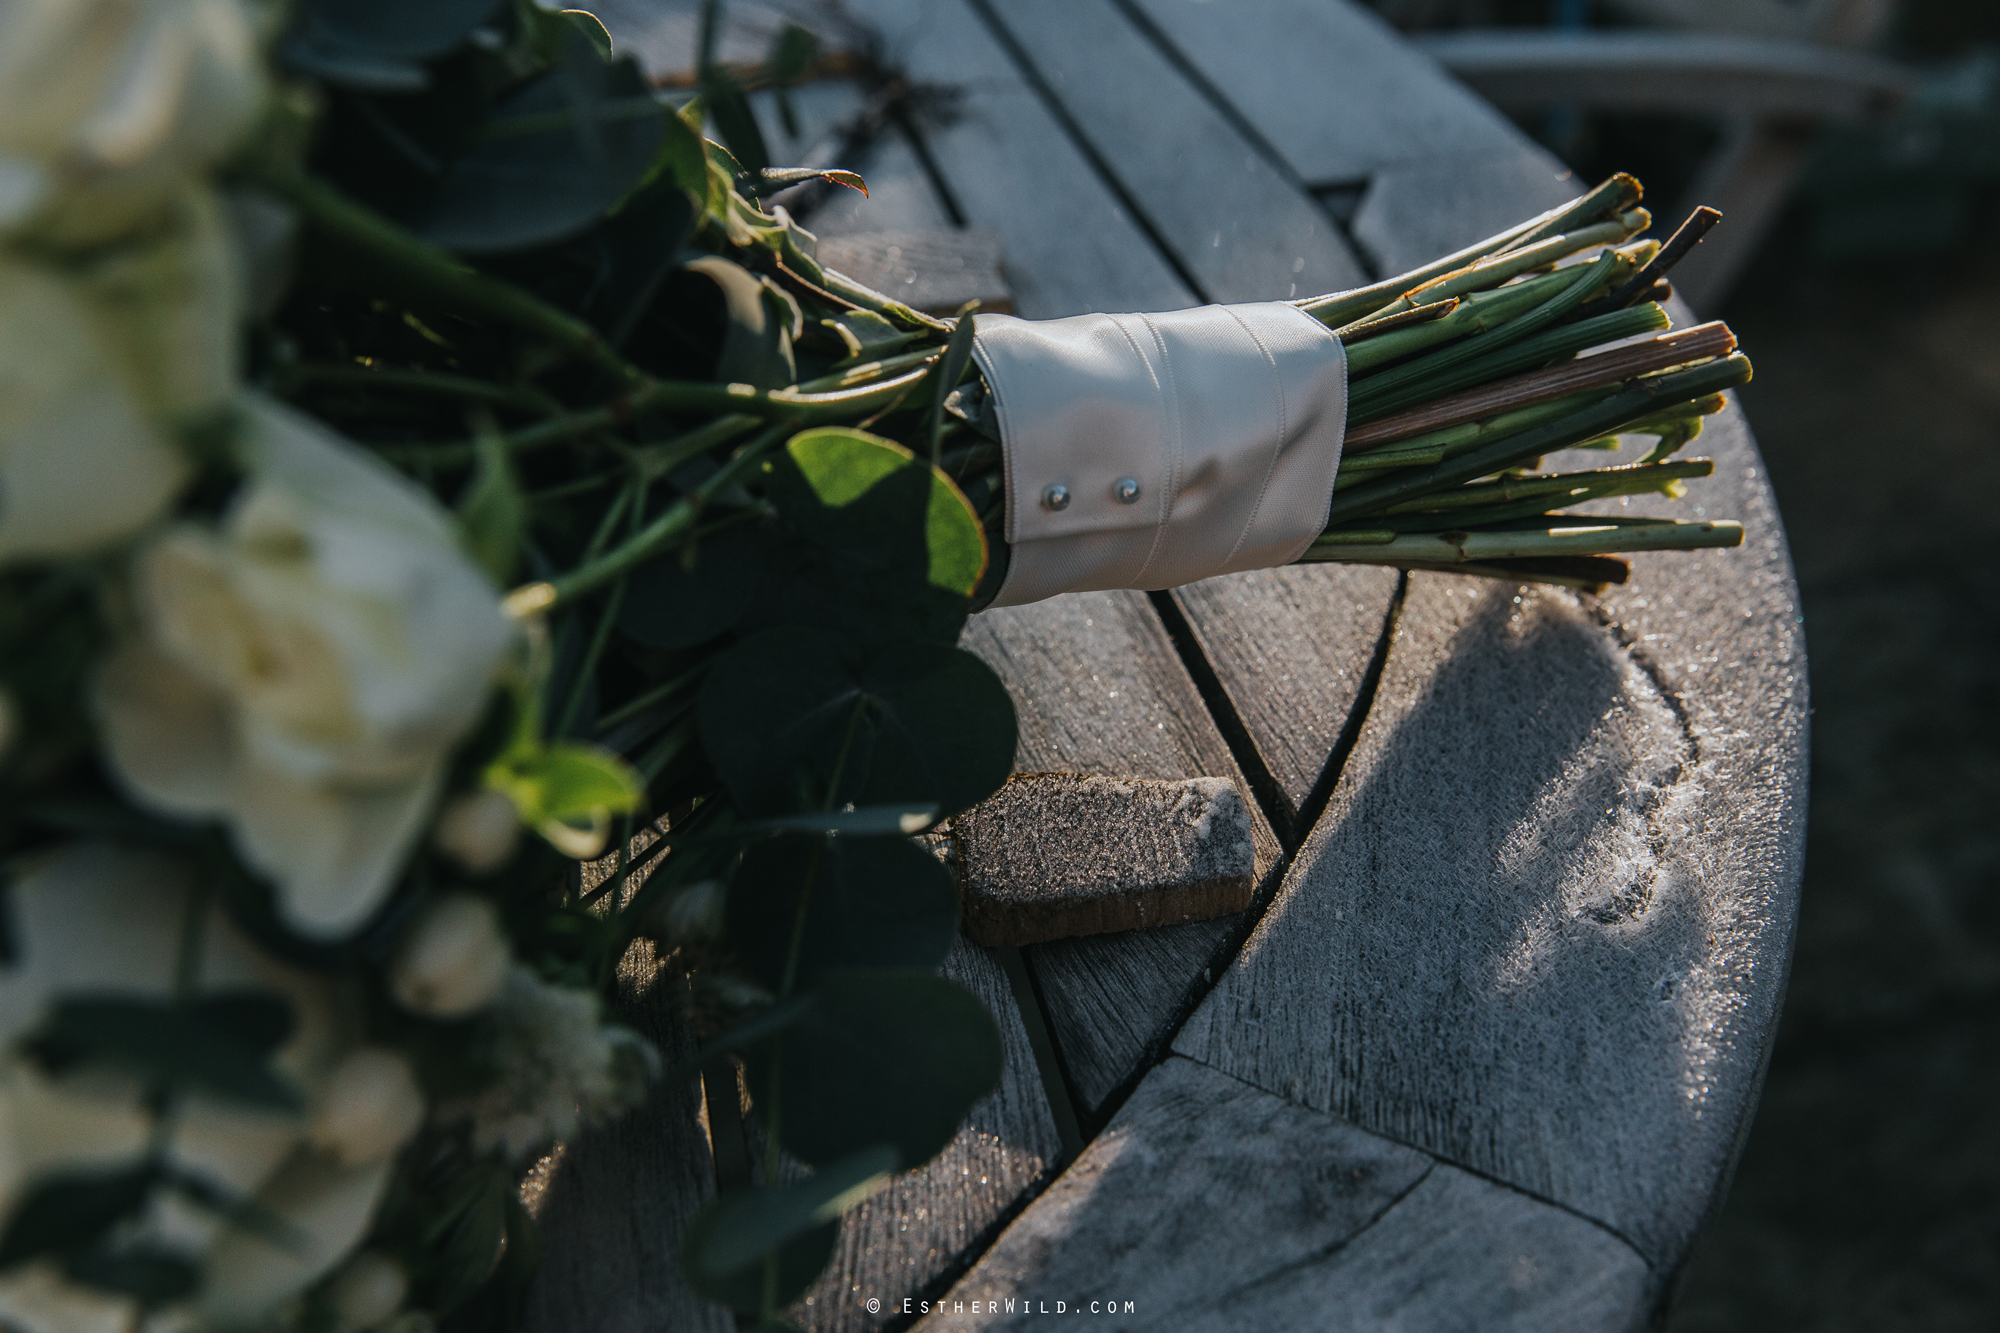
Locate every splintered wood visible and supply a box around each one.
[950,773,1255,947]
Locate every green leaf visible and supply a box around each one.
[743,971,1001,1169]
[756,428,987,643]
[0,1166,154,1268]
[458,426,526,584]
[490,742,644,825]
[650,100,713,204]
[698,628,1016,817]
[679,257,797,391]
[928,302,982,463]
[434,1167,509,1310]
[279,0,501,91]
[754,167,868,198]
[726,834,958,990]
[409,33,666,253]
[561,8,613,57]
[681,1216,837,1315]
[767,23,820,84]
[682,1146,895,1307]
[63,1243,200,1303]
[616,522,763,650]
[23,994,303,1110]
[700,65,771,177]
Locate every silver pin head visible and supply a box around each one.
[1114,477,1142,504]
[1042,483,1071,512]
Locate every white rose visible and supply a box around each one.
[95,395,517,938]
[0,249,187,562]
[0,189,239,565]
[311,1049,425,1166]
[0,0,263,246]
[389,895,512,1019]
[0,843,380,1333]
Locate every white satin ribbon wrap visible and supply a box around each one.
[972,303,1348,608]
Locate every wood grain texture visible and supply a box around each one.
[839,0,1196,319]
[1125,0,1558,186]
[1175,378,1807,1274]
[1168,565,1402,832]
[521,947,730,1333]
[961,593,1281,1119]
[955,774,1253,947]
[971,0,1369,302]
[912,1056,1655,1331]
[794,938,1063,1331]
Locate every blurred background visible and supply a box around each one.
[1350,0,2000,1325]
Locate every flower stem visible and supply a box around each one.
[259,169,648,390]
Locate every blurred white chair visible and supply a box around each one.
[1419,0,1910,309]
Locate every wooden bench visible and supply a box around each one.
[527,1,1810,1327]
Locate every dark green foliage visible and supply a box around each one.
[697,628,1016,818]
[23,992,303,1110]
[741,971,1003,1169]
[726,834,958,990]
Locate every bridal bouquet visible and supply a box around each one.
[0,1,1749,1329]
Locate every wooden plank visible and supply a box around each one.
[799,136,959,239]
[1168,565,1402,835]
[972,0,1370,302]
[910,1056,1655,1331]
[839,0,1197,318]
[522,946,731,1333]
[1348,157,1581,280]
[1125,0,1557,185]
[1417,31,1911,121]
[961,593,1282,1120]
[1174,380,1808,1272]
[794,938,1063,1331]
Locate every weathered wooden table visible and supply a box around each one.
[525,2,1809,1328]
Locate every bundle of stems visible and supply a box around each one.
[1287,181,1743,590]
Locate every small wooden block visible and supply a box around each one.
[951,773,1255,947]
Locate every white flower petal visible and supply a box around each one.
[230,758,443,938]
[0,1262,134,1333]
[197,1150,393,1326]
[94,640,235,821]
[0,256,187,561]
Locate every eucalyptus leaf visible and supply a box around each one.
[0,1165,154,1267]
[562,8,613,57]
[753,428,988,644]
[279,0,501,90]
[63,1243,200,1302]
[698,627,1015,817]
[434,1167,509,1309]
[699,65,771,177]
[23,995,302,1110]
[684,1146,895,1295]
[617,522,763,650]
[409,34,665,253]
[767,24,820,85]
[680,1214,836,1314]
[680,257,797,391]
[742,971,1001,1169]
[726,834,958,990]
